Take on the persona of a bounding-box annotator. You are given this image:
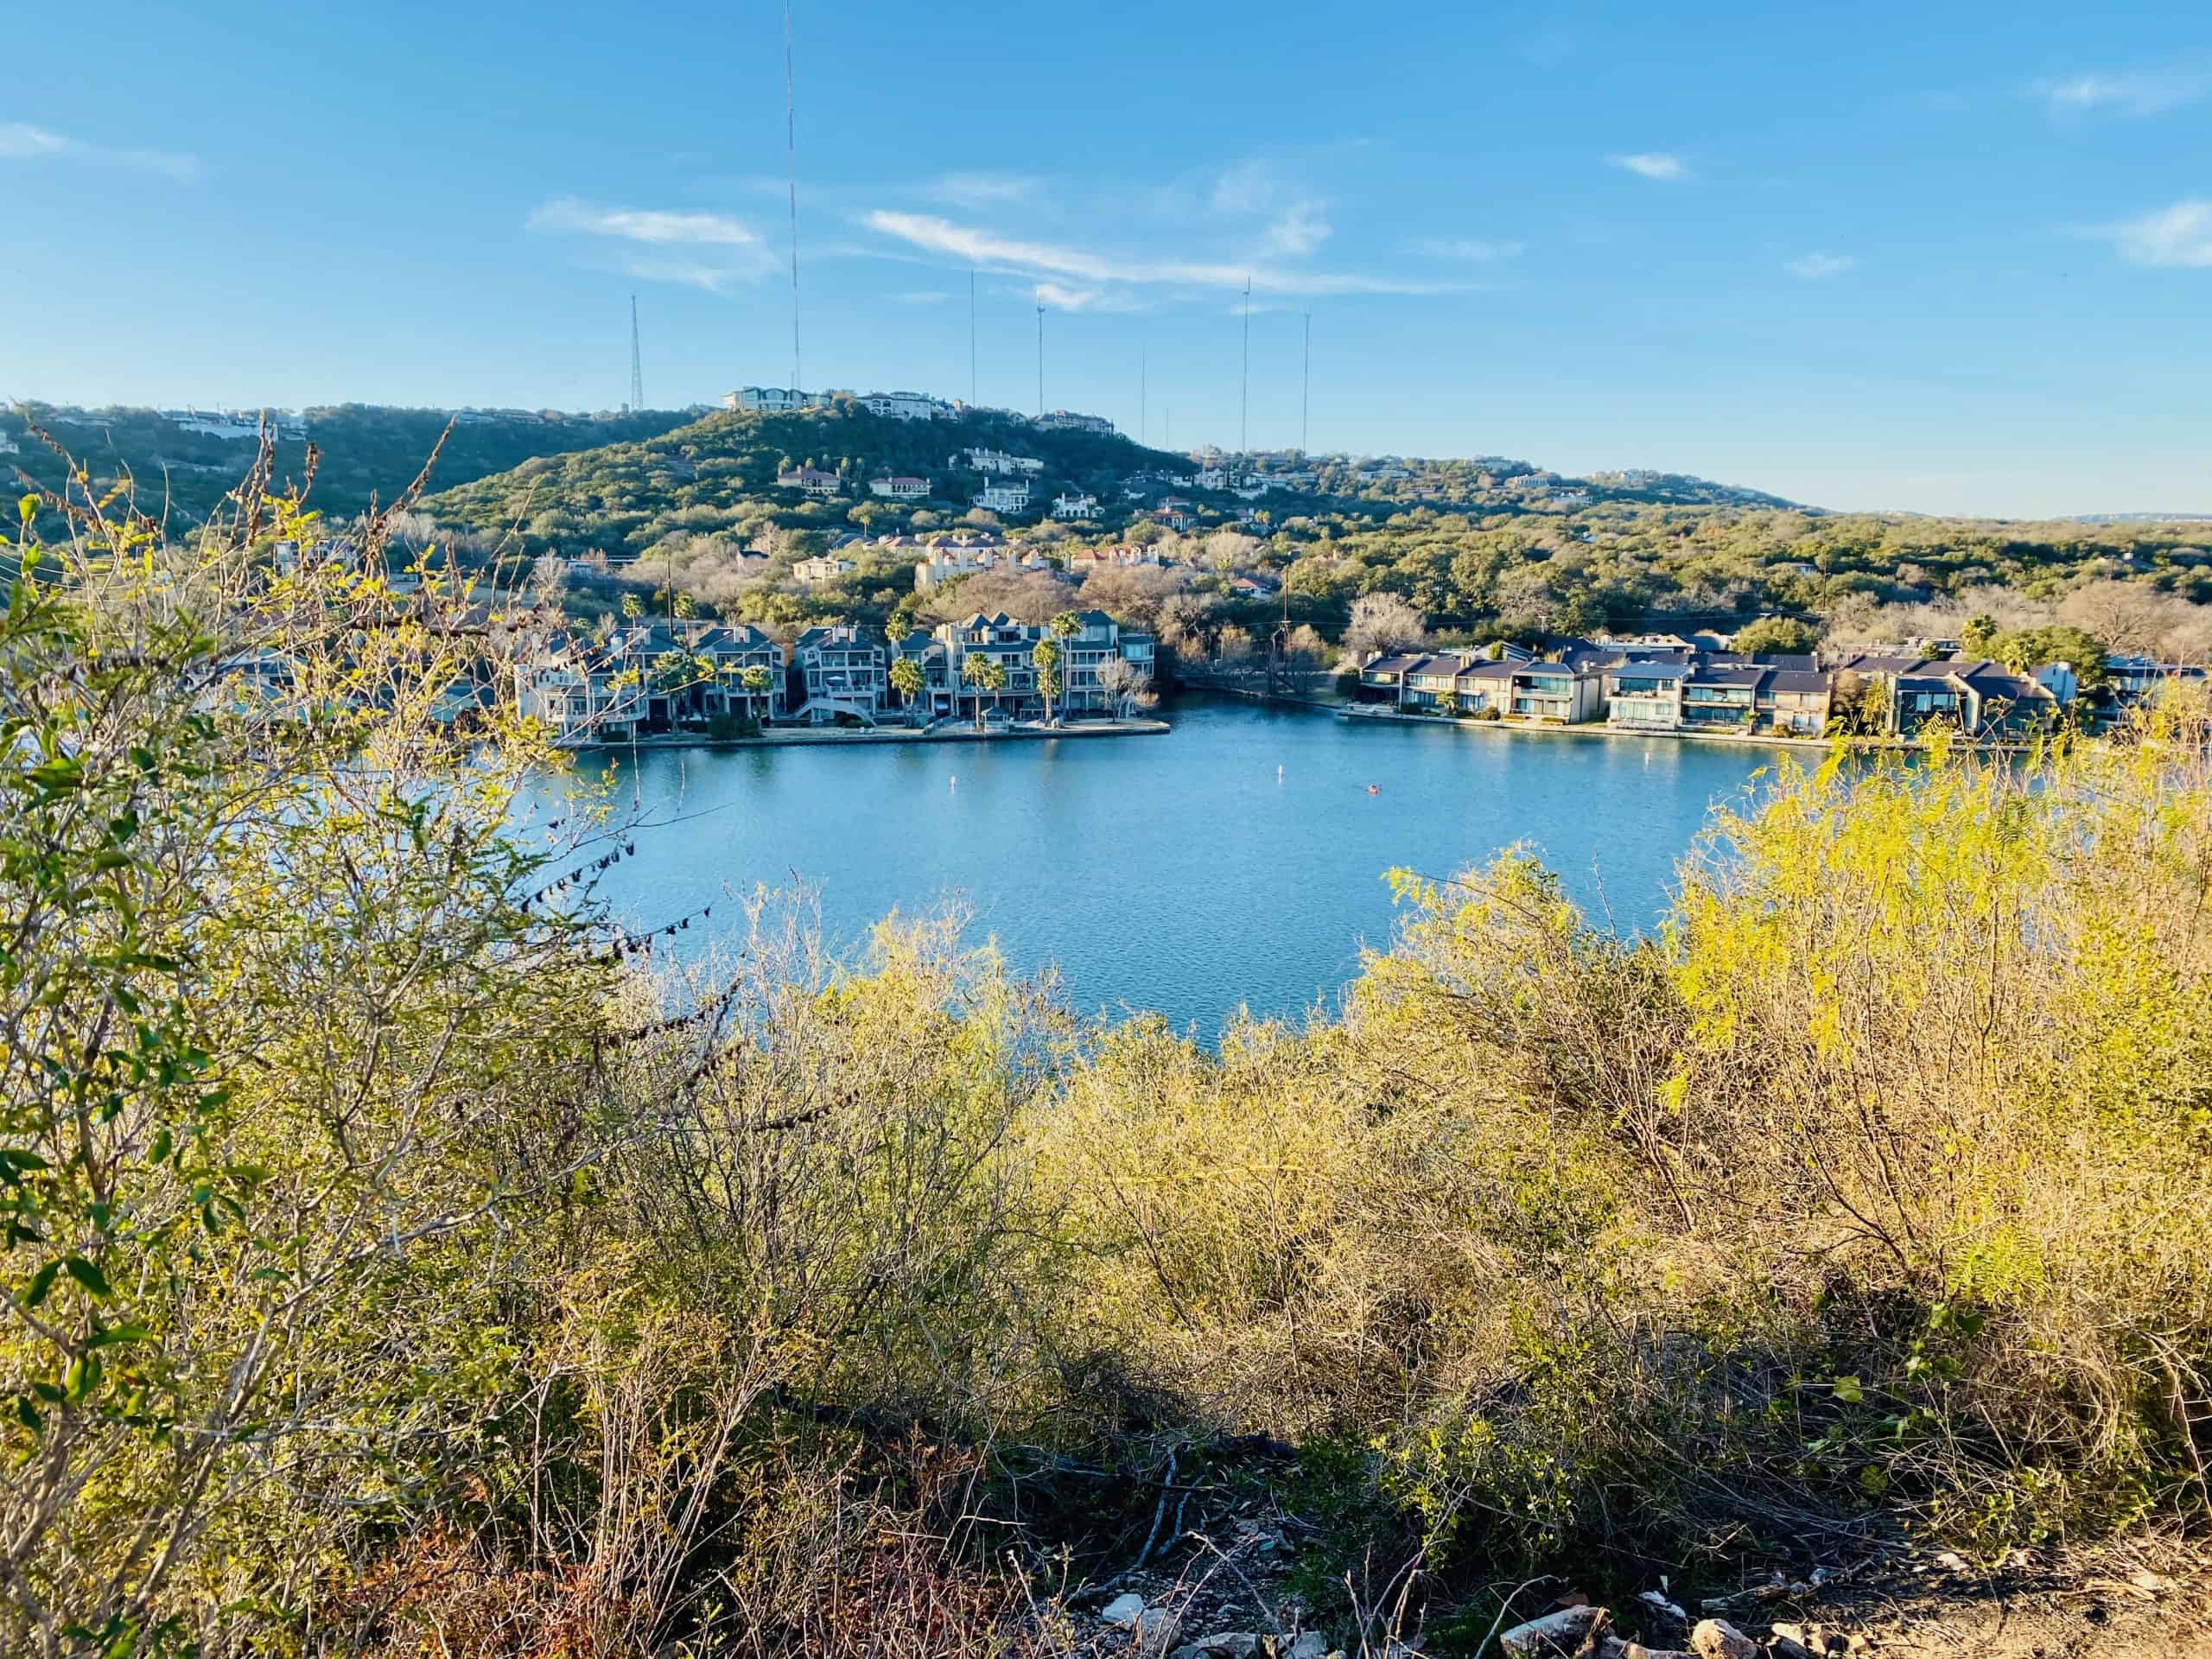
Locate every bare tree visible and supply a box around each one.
[1343,592,1429,659]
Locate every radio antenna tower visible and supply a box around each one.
[782,0,803,391]
[969,269,977,404]
[629,295,645,412]
[1300,311,1311,456]
[1140,346,1147,447]
[1239,275,1252,455]
[1035,296,1045,417]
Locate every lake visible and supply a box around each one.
[519,700,1782,1037]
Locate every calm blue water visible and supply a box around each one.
[518,700,1778,1037]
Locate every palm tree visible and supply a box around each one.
[1047,610,1081,720]
[889,656,926,726]
[1031,638,1062,727]
[739,664,774,727]
[962,654,1006,729]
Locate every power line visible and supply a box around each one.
[782,0,802,392]
[629,295,644,412]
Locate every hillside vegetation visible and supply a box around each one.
[422,403,1185,559]
[4,403,696,522]
[5,443,2212,1656]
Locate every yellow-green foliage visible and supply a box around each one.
[9,451,2212,1653]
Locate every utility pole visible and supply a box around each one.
[629,295,644,413]
[1300,311,1311,457]
[1035,297,1045,417]
[783,0,802,392]
[1239,275,1251,456]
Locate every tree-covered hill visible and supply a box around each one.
[420,403,1187,561]
[4,402,697,522]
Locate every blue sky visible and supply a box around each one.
[3,0,2209,517]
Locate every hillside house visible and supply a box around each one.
[792,554,857,583]
[869,474,932,499]
[728,386,828,413]
[776,467,842,498]
[957,448,1045,476]
[855,390,945,421]
[1052,492,1100,519]
[976,479,1033,513]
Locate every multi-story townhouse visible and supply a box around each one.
[791,624,889,722]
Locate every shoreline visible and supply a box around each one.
[560,716,1170,752]
[1338,702,1840,751]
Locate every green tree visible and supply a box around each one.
[1032,638,1063,726]
[962,653,1007,729]
[739,662,776,724]
[1729,614,1819,655]
[889,655,927,724]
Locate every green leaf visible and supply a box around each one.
[1831,1375,1863,1404]
[17,494,35,524]
[21,1260,60,1309]
[12,1395,41,1435]
[62,1257,112,1300]
[86,1324,155,1350]
[63,1352,102,1403]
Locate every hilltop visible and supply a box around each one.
[3,401,696,522]
[419,402,1188,561]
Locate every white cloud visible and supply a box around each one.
[923,171,1043,209]
[2036,70,2208,118]
[1209,159,1283,216]
[1260,202,1332,257]
[861,209,1461,299]
[527,196,762,247]
[1414,236,1526,262]
[2105,199,2212,268]
[620,257,753,294]
[1786,252,1857,279]
[0,119,198,181]
[890,289,951,303]
[1608,151,1688,182]
[0,122,67,158]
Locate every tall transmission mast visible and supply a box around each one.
[1239,275,1252,455]
[1139,346,1147,447]
[629,295,645,412]
[1035,296,1045,417]
[782,0,802,392]
[1300,311,1311,456]
[969,269,977,405]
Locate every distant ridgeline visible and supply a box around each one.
[3,403,696,522]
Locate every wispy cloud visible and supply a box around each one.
[1259,202,1332,257]
[890,289,952,304]
[528,196,762,247]
[861,209,1464,300]
[2035,69,2208,118]
[1607,151,1688,182]
[0,120,199,181]
[528,196,777,289]
[1414,236,1525,262]
[922,171,1044,210]
[2101,198,2212,268]
[1786,251,1857,279]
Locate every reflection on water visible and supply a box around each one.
[515,699,1779,1039]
